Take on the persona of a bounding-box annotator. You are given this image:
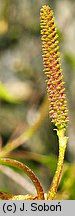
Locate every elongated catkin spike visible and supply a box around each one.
[40,5,68,129]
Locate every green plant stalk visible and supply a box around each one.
[47,128,68,200]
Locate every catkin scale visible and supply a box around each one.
[40,5,68,129]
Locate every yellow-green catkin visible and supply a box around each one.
[40,5,68,129]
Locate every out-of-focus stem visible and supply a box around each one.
[47,128,68,200]
[0,97,48,158]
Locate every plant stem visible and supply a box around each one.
[47,128,68,200]
[0,166,36,194]
[0,158,44,200]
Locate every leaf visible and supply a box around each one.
[0,83,18,103]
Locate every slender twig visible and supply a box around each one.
[0,158,44,199]
[0,166,36,194]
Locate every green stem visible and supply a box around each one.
[0,158,44,200]
[47,128,68,200]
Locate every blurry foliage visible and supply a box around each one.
[64,53,75,74]
[0,82,18,102]
[0,0,75,199]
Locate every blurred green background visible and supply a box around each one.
[0,0,75,199]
